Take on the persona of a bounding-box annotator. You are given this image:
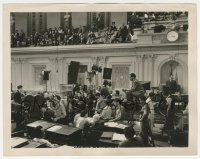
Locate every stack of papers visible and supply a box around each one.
[112,133,126,141]
[104,122,128,129]
[104,122,118,127]
[116,124,128,129]
[101,132,114,139]
[47,125,62,132]
[27,121,43,128]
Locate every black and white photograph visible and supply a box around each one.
[3,3,197,156]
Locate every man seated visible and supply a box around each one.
[109,98,125,122]
[49,95,67,124]
[76,110,89,129]
[41,105,55,122]
[118,127,143,147]
[129,73,145,97]
[100,99,112,120]
[95,92,106,113]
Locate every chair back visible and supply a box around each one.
[22,95,35,111]
[34,94,45,110]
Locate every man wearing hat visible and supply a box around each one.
[13,85,24,104]
[129,73,145,97]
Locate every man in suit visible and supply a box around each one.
[94,92,106,113]
[13,85,24,104]
[166,75,177,94]
[129,73,145,97]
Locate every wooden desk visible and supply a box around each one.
[45,125,82,145]
[102,121,133,134]
[11,137,28,148]
[26,120,55,130]
[21,140,46,148]
[97,131,125,147]
[98,138,120,147]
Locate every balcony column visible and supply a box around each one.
[11,58,21,90]
[62,58,69,85]
[14,58,22,88]
[90,56,98,90]
[98,56,107,87]
[136,55,145,81]
[48,58,57,92]
[20,58,29,90]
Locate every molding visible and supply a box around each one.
[11,43,188,56]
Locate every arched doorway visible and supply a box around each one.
[160,60,183,91]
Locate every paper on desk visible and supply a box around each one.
[104,122,118,127]
[47,125,62,132]
[27,121,43,127]
[112,133,126,141]
[116,124,128,129]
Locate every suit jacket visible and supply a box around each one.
[131,80,144,92]
[166,80,177,94]
[13,91,22,104]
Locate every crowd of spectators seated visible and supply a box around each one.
[11,12,188,48]
[11,23,136,48]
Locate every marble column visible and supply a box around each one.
[150,55,157,87]
[143,55,149,81]
[133,57,139,80]
[12,58,22,89]
[20,58,28,90]
[98,56,107,87]
[11,58,19,90]
[62,58,69,85]
[57,57,64,85]
[48,58,56,92]
[136,55,145,81]
[91,56,98,90]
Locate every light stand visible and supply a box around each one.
[42,69,51,92]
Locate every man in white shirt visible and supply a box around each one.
[146,92,157,131]
[50,95,66,124]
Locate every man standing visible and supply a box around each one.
[13,85,24,104]
[162,90,175,132]
[129,73,145,97]
[146,92,157,131]
[166,75,178,94]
